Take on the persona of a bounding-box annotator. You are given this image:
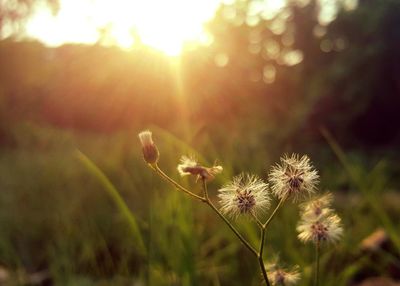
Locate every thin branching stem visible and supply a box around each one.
[251,213,264,228]
[258,227,271,286]
[263,197,286,229]
[152,164,270,282]
[256,196,287,286]
[202,179,258,256]
[315,240,320,286]
[151,164,205,201]
[202,178,209,201]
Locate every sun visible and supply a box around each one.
[26,0,221,56]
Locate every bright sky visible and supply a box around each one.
[23,0,355,57]
[25,0,221,56]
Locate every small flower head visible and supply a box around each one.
[138,130,159,164]
[218,173,270,217]
[269,154,319,202]
[177,155,223,181]
[297,214,343,244]
[177,155,198,176]
[266,264,301,286]
[299,192,334,220]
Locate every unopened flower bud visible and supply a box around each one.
[138,130,159,164]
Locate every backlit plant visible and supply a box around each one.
[139,130,343,285]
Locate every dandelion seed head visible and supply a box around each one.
[297,214,343,244]
[267,264,301,286]
[300,192,334,220]
[177,155,198,176]
[138,130,159,164]
[269,154,319,202]
[236,189,256,213]
[218,173,270,217]
[204,165,223,180]
[177,155,223,181]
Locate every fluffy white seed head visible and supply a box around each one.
[177,155,198,176]
[138,130,159,164]
[299,192,334,221]
[218,173,270,218]
[266,264,301,286]
[269,154,319,202]
[297,214,343,244]
[177,155,223,181]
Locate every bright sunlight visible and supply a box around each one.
[26,0,221,56]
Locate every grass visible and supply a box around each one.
[0,122,399,285]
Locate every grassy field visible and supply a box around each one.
[0,122,399,285]
[1,0,400,284]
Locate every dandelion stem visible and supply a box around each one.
[152,164,205,202]
[258,227,271,286]
[151,164,273,285]
[257,197,287,286]
[263,197,286,229]
[251,213,264,228]
[201,179,258,256]
[150,165,258,257]
[202,178,209,201]
[314,240,320,286]
[207,199,258,256]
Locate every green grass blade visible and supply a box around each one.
[76,150,147,256]
[320,127,400,251]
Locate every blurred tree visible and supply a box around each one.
[306,0,400,147]
[0,0,58,37]
[1,0,399,150]
[203,0,400,149]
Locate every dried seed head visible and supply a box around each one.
[269,154,319,202]
[297,214,343,244]
[177,155,223,181]
[266,264,301,286]
[218,173,270,217]
[177,155,198,176]
[300,192,334,221]
[236,189,256,214]
[138,130,159,164]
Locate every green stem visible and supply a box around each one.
[151,165,260,278]
[256,196,287,285]
[202,177,209,201]
[258,227,271,286]
[202,179,258,256]
[251,213,264,228]
[315,240,320,286]
[152,164,205,201]
[263,197,286,229]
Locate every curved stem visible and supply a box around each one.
[263,197,286,229]
[202,180,269,285]
[151,165,259,275]
[314,240,320,286]
[258,227,271,286]
[202,179,258,256]
[151,164,205,201]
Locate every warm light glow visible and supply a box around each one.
[25,0,221,56]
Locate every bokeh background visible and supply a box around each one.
[0,0,399,285]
